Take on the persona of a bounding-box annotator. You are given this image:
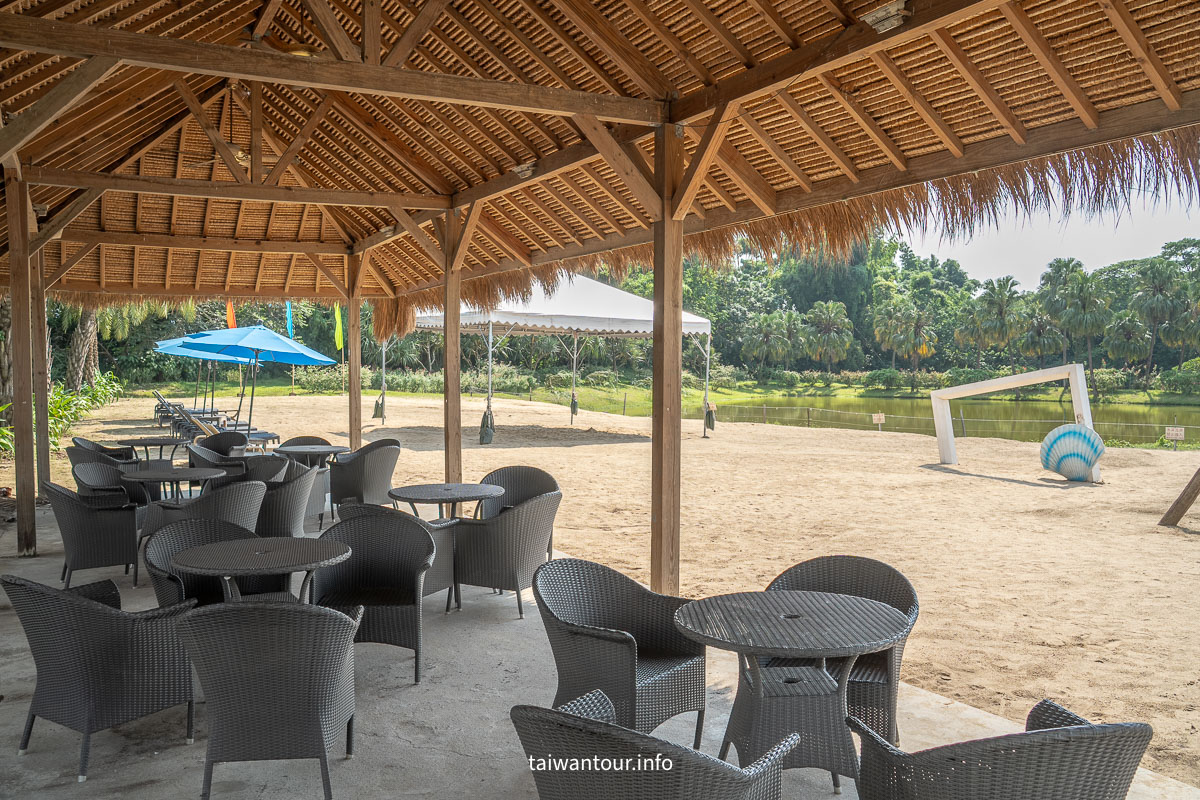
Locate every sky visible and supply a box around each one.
[899,198,1197,288]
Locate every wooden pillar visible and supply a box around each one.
[650,123,684,595]
[441,210,463,483]
[32,248,50,492]
[346,255,363,450]
[4,172,36,555]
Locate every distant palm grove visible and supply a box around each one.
[27,235,1200,400]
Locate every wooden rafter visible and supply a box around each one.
[305,252,349,297]
[0,55,120,164]
[999,2,1098,129]
[545,0,673,98]
[0,13,666,126]
[265,94,333,185]
[574,115,661,220]
[59,230,348,254]
[744,0,800,47]
[249,81,264,182]
[384,0,451,67]
[870,51,964,157]
[1097,0,1182,111]
[819,74,906,170]
[299,0,361,62]
[362,0,381,65]
[817,0,854,26]
[737,113,812,191]
[175,80,249,183]
[621,0,713,85]
[774,89,859,182]
[514,0,625,96]
[678,0,754,68]
[45,241,98,288]
[931,28,1026,145]
[673,102,738,220]
[252,0,286,39]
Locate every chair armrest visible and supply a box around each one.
[740,733,800,778]
[1026,699,1089,731]
[556,690,618,724]
[68,579,122,609]
[128,598,197,622]
[634,590,706,656]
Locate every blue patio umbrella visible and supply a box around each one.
[176,326,335,428]
[155,337,254,412]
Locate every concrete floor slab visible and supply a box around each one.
[1,507,1194,799]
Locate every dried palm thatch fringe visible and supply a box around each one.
[45,289,347,312]
[554,125,1200,276]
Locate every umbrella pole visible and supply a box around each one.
[247,351,259,430]
[234,361,246,422]
[570,332,578,424]
[381,338,387,425]
[193,361,201,409]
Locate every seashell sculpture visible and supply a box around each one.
[1040,423,1105,481]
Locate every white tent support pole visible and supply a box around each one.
[703,333,711,437]
[487,321,494,408]
[571,332,578,424]
[381,337,387,425]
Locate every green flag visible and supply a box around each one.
[334,304,344,350]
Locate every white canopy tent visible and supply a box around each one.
[412,274,713,432]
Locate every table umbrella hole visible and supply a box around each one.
[780,613,804,620]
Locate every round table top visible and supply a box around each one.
[388,482,505,505]
[273,444,351,456]
[171,537,351,577]
[674,590,910,660]
[122,467,225,483]
[117,436,185,447]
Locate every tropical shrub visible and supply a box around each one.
[1158,368,1200,394]
[777,370,802,388]
[1090,367,1132,396]
[681,370,703,391]
[817,371,835,386]
[583,369,618,388]
[864,368,903,389]
[295,366,343,394]
[710,364,738,390]
[545,371,575,389]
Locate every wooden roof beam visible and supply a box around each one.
[45,241,98,288]
[0,13,666,125]
[479,212,532,266]
[678,0,755,68]
[931,28,1026,144]
[332,94,453,192]
[819,74,906,170]
[384,0,451,67]
[0,55,120,165]
[774,89,860,182]
[252,0,286,40]
[23,165,450,210]
[60,230,349,254]
[264,94,333,185]
[1000,2,1098,129]
[744,0,800,47]
[574,114,661,220]
[621,0,714,85]
[1097,0,1181,111]
[448,202,484,273]
[362,0,381,65]
[300,0,361,62]
[870,51,963,157]
[514,0,625,96]
[557,172,626,233]
[673,102,737,220]
[545,0,673,98]
[817,0,854,27]
[737,113,812,191]
[305,253,349,297]
[175,80,250,183]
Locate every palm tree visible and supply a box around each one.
[1130,258,1182,377]
[1016,305,1065,370]
[873,302,906,369]
[1159,279,1200,367]
[1038,258,1083,365]
[801,301,854,373]
[1104,310,1152,369]
[780,309,805,370]
[1060,272,1110,390]
[978,276,1022,372]
[953,299,988,368]
[893,304,938,372]
[740,311,787,378]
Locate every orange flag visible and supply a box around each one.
[225,300,236,328]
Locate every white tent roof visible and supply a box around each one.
[414,274,711,338]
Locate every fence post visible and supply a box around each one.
[959,408,966,437]
[807,407,811,427]
[623,393,627,415]
[762,404,767,424]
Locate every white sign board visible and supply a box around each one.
[872,413,886,425]
[1165,426,1186,441]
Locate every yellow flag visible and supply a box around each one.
[334,304,344,350]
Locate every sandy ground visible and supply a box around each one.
[11,393,1200,785]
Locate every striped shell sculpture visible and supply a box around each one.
[1040,423,1105,481]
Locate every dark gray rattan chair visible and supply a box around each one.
[65,445,136,471]
[477,465,560,558]
[144,519,291,607]
[277,437,333,529]
[533,557,705,744]
[240,454,289,483]
[197,430,248,456]
[766,556,918,744]
[256,461,319,537]
[2,575,195,783]
[328,441,400,515]
[140,480,266,545]
[452,489,561,618]
[71,436,137,462]
[187,443,246,489]
[512,690,798,800]
[72,462,150,530]
[336,501,455,607]
[313,513,436,682]
[44,481,139,588]
[851,700,1152,800]
[177,602,362,800]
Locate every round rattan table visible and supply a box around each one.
[387,482,504,519]
[273,444,351,468]
[675,590,910,788]
[171,537,350,603]
[117,436,185,463]
[123,466,224,500]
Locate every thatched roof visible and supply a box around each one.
[0,0,1198,337]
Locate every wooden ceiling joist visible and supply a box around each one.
[545,0,673,98]
[930,28,1027,145]
[299,0,361,62]
[384,0,452,67]
[174,80,249,183]
[60,230,348,254]
[574,114,660,220]
[45,241,98,288]
[1098,0,1183,111]
[774,89,860,182]
[0,55,120,165]
[264,94,333,185]
[870,51,963,157]
[819,74,907,171]
[0,13,666,125]
[999,1,1098,130]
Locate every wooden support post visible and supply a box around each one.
[441,211,463,483]
[1160,466,1200,527]
[347,254,363,450]
[650,123,684,595]
[4,173,36,555]
[32,249,51,493]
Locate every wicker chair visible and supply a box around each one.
[451,489,560,618]
[71,436,137,462]
[328,442,400,515]
[477,466,560,558]
[256,462,319,537]
[65,445,136,471]
[2,575,195,783]
[144,519,291,606]
[140,480,267,545]
[44,481,139,588]
[312,514,436,682]
[512,690,798,800]
[177,602,362,800]
[337,501,455,607]
[72,462,150,529]
[187,443,246,489]
[766,556,918,744]
[277,437,333,529]
[851,700,1152,800]
[240,454,289,483]
[533,557,705,744]
[197,430,248,456]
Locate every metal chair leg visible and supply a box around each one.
[18,712,34,754]
[77,733,90,782]
[201,760,214,800]
[515,586,524,618]
[693,707,705,750]
[346,716,355,757]
[832,772,841,794]
[318,751,333,800]
[186,700,195,744]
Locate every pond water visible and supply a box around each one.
[697,394,1200,444]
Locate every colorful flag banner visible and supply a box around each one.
[225,300,236,328]
[334,304,344,351]
[285,301,294,338]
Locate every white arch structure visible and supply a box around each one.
[930,363,1099,483]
